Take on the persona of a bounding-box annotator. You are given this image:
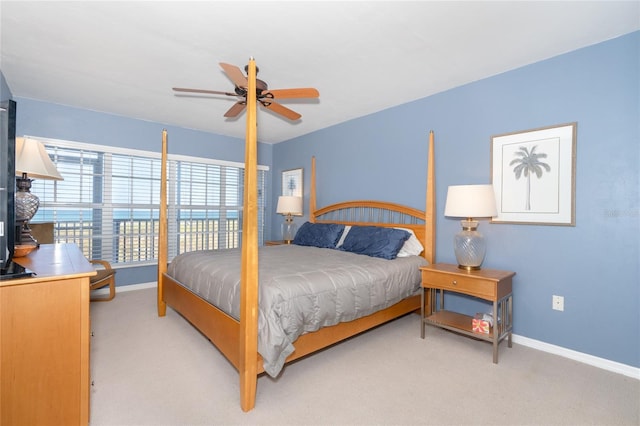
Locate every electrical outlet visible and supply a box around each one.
[552,295,564,311]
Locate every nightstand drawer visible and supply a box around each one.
[421,270,495,300]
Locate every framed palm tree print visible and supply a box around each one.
[282,168,303,197]
[491,122,577,226]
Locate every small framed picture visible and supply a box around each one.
[491,122,577,226]
[282,168,303,197]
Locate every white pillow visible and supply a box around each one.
[395,228,424,257]
[336,225,351,248]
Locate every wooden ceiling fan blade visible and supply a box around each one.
[263,88,319,99]
[224,101,246,118]
[173,87,236,96]
[261,100,301,121]
[175,62,316,122]
[220,63,248,88]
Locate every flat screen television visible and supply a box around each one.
[0,100,29,278]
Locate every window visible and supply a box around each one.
[31,138,267,265]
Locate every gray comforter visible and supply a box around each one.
[167,244,427,377]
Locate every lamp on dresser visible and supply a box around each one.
[444,184,497,271]
[15,137,63,247]
[276,195,302,244]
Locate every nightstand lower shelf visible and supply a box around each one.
[424,310,496,340]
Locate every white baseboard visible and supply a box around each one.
[90,281,156,296]
[117,281,157,292]
[92,284,639,380]
[512,334,639,380]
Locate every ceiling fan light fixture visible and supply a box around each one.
[172,62,319,121]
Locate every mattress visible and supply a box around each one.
[167,244,428,377]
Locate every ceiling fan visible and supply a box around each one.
[172,63,319,121]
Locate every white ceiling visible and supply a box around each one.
[1,1,638,144]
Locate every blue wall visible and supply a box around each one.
[274,32,639,368]
[14,98,274,164]
[3,31,638,368]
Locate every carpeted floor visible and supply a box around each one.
[88,288,639,425]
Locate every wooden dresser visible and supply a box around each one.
[0,243,96,426]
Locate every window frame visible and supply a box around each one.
[29,136,269,266]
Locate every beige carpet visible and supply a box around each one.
[89,288,639,426]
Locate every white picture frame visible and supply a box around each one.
[282,168,303,197]
[491,122,577,226]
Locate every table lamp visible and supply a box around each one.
[276,195,302,244]
[15,137,64,246]
[444,184,497,270]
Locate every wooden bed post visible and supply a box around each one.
[425,130,436,264]
[158,129,168,316]
[309,156,317,223]
[239,58,259,412]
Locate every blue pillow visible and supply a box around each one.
[293,222,345,249]
[339,226,410,260]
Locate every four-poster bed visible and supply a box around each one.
[157,59,436,412]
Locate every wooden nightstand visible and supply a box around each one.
[264,240,287,246]
[420,263,515,363]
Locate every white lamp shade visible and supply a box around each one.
[444,184,497,218]
[276,196,303,216]
[15,137,64,180]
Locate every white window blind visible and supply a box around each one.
[31,138,267,265]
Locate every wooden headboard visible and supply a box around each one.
[308,132,436,263]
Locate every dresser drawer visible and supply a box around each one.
[422,270,495,300]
